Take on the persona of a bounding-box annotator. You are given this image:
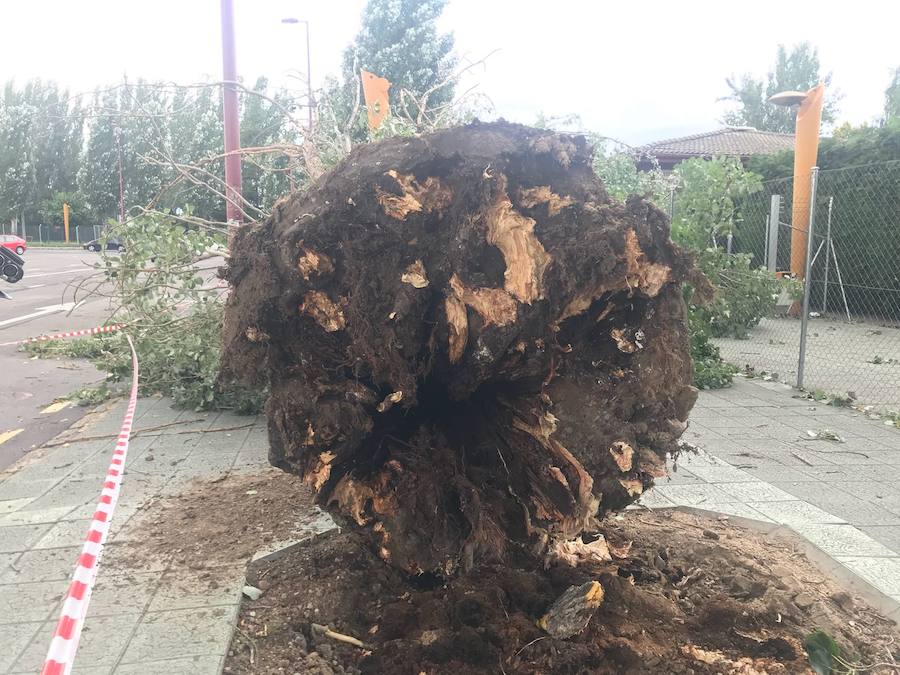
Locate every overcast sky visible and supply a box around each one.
[1,0,897,145]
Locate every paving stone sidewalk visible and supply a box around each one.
[643,376,900,614]
[1,378,898,674]
[0,396,281,675]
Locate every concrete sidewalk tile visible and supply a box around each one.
[660,467,703,485]
[13,614,142,672]
[748,500,846,526]
[0,545,83,583]
[791,523,899,558]
[0,580,66,624]
[740,466,822,483]
[31,519,92,550]
[687,464,755,483]
[690,502,776,522]
[86,572,161,617]
[716,482,798,503]
[0,477,61,502]
[0,504,78,526]
[635,490,675,510]
[799,465,895,483]
[836,557,900,597]
[1,498,36,516]
[860,526,900,555]
[113,655,223,675]
[0,523,54,552]
[101,543,171,574]
[653,483,734,506]
[120,606,237,663]
[146,567,244,612]
[0,621,44,672]
[769,482,900,527]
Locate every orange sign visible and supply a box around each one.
[360,69,391,130]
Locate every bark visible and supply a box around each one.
[221,121,698,576]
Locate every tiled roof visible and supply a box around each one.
[639,127,794,158]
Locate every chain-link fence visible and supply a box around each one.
[0,222,100,244]
[716,160,900,410]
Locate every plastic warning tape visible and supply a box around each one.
[0,323,126,348]
[41,333,139,675]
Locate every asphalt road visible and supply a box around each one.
[0,248,118,469]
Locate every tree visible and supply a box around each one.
[341,0,456,109]
[885,67,900,122]
[723,43,839,132]
[78,88,121,223]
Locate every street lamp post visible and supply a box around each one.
[281,17,315,132]
[221,0,243,227]
[768,86,825,279]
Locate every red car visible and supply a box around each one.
[0,235,26,255]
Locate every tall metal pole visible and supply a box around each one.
[822,196,833,313]
[767,194,780,273]
[220,0,243,227]
[115,127,126,223]
[797,167,819,390]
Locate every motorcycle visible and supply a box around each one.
[0,246,25,299]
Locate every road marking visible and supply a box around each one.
[0,428,24,446]
[41,400,72,414]
[25,270,95,279]
[0,302,78,328]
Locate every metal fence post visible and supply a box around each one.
[767,195,780,272]
[797,168,819,390]
[822,196,833,313]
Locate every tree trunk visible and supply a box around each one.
[221,121,698,576]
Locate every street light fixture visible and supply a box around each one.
[768,85,825,280]
[281,17,315,132]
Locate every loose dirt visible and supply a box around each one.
[202,493,898,674]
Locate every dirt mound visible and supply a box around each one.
[221,121,699,574]
[225,510,900,674]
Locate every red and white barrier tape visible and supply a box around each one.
[41,332,139,675]
[0,323,126,348]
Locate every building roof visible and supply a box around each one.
[639,127,794,159]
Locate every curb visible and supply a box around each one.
[676,505,900,621]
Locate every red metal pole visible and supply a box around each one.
[220,0,242,226]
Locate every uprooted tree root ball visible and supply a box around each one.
[221,121,698,575]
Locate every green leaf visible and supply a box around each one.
[804,629,841,675]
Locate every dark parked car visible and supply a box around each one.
[84,237,125,252]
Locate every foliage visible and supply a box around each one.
[671,157,763,250]
[690,321,738,389]
[722,43,839,133]
[0,79,83,231]
[26,216,263,412]
[98,215,263,411]
[591,137,673,205]
[691,250,780,338]
[804,630,841,675]
[39,191,89,230]
[885,66,900,122]
[341,0,456,109]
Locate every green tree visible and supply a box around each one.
[672,156,762,249]
[341,0,456,109]
[79,88,121,222]
[40,191,89,230]
[884,67,900,122]
[723,43,838,132]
